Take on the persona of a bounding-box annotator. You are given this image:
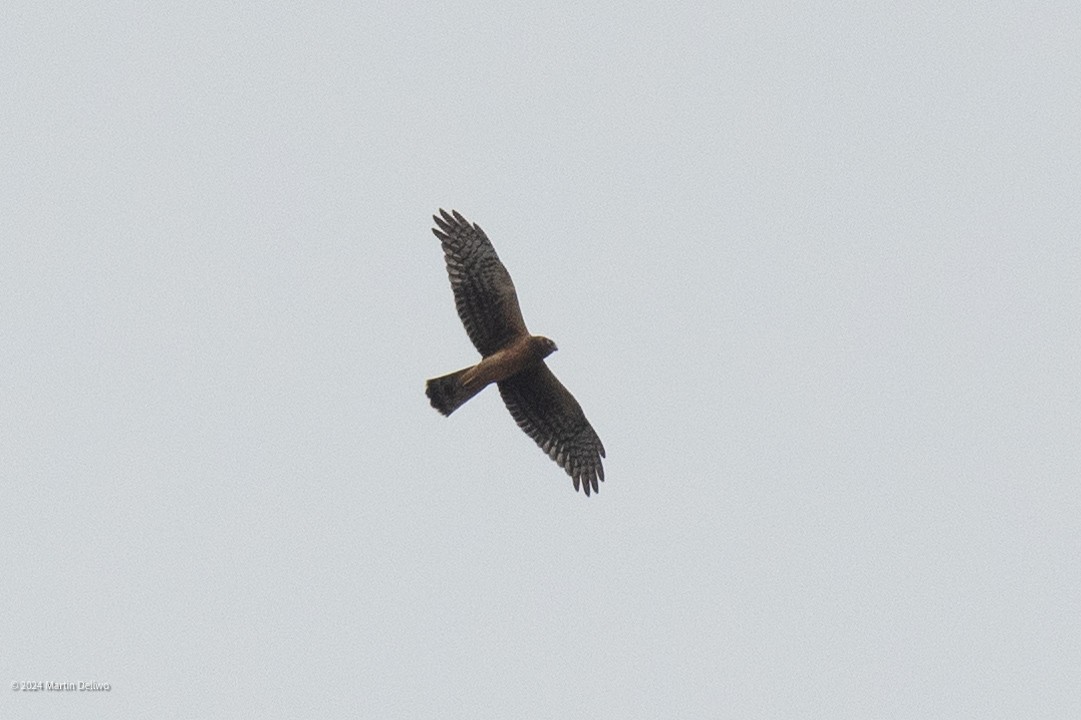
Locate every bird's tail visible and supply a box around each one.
[426,367,482,416]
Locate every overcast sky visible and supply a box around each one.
[2,2,1079,718]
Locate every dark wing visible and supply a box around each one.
[432,209,528,357]
[498,364,606,496]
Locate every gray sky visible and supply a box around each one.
[2,2,1079,718]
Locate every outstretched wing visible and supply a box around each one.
[498,364,606,496]
[432,209,528,357]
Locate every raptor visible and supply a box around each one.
[425,209,606,495]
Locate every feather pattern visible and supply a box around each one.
[498,364,606,496]
[431,209,527,357]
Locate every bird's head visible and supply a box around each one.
[533,335,558,358]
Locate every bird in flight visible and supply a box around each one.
[425,209,606,496]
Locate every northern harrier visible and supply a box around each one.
[425,209,606,496]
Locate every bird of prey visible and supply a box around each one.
[425,209,606,496]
